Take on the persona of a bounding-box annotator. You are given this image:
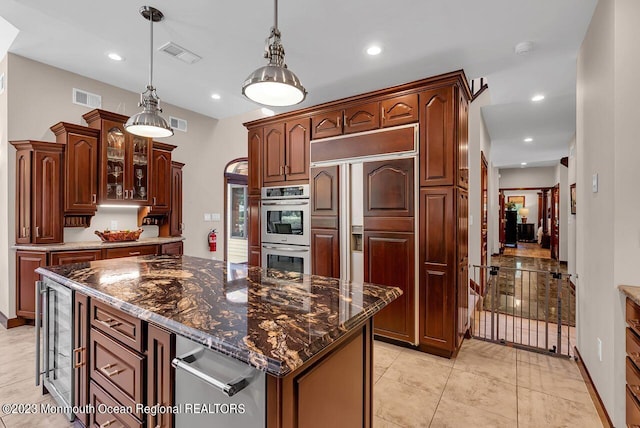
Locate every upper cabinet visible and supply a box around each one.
[11,140,65,244]
[149,142,175,214]
[51,122,100,225]
[247,128,262,195]
[169,162,184,237]
[419,86,455,187]
[261,118,310,186]
[310,94,419,140]
[83,109,152,205]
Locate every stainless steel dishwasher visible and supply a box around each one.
[173,334,266,427]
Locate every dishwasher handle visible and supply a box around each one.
[172,349,249,397]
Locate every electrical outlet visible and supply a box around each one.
[597,337,602,361]
[110,220,118,230]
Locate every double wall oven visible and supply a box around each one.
[261,184,310,274]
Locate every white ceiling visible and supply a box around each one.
[0,0,597,166]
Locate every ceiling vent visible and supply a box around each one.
[170,116,188,132]
[72,88,102,109]
[159,42,202,64]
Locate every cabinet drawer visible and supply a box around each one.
[628,357,640,400]
[381,94,419,128]
[628,298,640,335]
[50,249,102,266]
[344,102,379,134]
[311,109,343,139]
[91,329,145,420]
[628,384,640,427]
[628,328,640,365]
[91,300,144,352]
[104,244,158,259]
[90,380,143,428]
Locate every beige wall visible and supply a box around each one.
[567,135,577,276]
[575,0,640,424]
[0,54,10,318]
[0,54,264,319]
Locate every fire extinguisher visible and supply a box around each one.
[208,229,217,252]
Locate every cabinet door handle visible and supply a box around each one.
[26,226,30,237]
[337,116,341,129]
[180,222,185,231]
[129,251,141,256]
[35,227,40,238]
[92,194,97,204]
[22,226,26,237]
[73,347,85,368]
[153,197,157,205]
[99,420,115,428]
[123,190,128,199]
[99,363,122,378]
[131,188,135,199]
[285,165,290,175]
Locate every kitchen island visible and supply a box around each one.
[35,255,401,428]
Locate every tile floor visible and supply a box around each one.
[0,324,602,427]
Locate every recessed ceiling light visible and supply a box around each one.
[261,107,275,116]
[211,93,221,100]
[107,52,124,61]
[524,137,533,143]
[514,41,535,55]
[531,94,545,102]
[521,162,528,166]
[366,45,382,56]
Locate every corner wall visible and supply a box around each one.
[0,54,10,319]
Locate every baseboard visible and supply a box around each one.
[574,346,613,428]
[0,310,27,329]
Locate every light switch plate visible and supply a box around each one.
[592,173,598,193]
[204,213,212,221]
[110,220,118,230]
[211,213,221,221]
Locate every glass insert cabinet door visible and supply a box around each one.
[103,125,151,203]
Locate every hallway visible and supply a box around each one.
[503,242,551,259]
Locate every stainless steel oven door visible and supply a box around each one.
[261,199,310,246]
[261,244,311,275]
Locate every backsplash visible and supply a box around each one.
[63,207,158,242]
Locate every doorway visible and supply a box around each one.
[480,151,488,291]
[224,158,248,263]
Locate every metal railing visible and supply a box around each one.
[470,265,575,358]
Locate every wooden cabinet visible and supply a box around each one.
[262,119,310,185]
[161,241,183,255]
[344,102,379,134]
[169,161,184,236]
[51,122,100,218]
[50,249,102,266]
[15,251,47,319]
[457,91,469,189]
[363,158,414,220]
[626,298,640,426]
[74,292,90,427]
[149,142,175,214]
[83,109,152,205]
[248,195,261,266]
[311,229,340,278]
[381,94,419,128]
[103,244,158,259]
[147,325,175,428]
[311,109,343,139]
[419,86,455,187]
[248,128,263,195]
[310,165,340,278]
[12,141,65,244]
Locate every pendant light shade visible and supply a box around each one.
[125,6,173,138]
[242,0,306,106]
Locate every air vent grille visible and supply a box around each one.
[170,116,188,132]
[159,42,202,64]
[72,88,102,108]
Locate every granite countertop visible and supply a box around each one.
[36,255,402,377]
[12,236,184,252]
[620,285,640,306]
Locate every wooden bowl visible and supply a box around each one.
[94,229,143,242]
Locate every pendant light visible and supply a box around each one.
[242,0,307,106]
[124,6,173,138]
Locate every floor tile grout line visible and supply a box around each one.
[427,363,455,428]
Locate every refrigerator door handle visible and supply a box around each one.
[172,349,249,398]
[35,281,43,386]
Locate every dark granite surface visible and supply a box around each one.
[36,255,401,377]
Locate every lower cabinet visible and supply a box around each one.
[311,229,340,278]
[103,244,158,259]
[50,250,102,265]
[248,195,261,266]
[15,251,47,319]
[73,294,176,428]
[161,241,184,256]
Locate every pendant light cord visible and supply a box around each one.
[274,0,278,31]
[149,12,154,88]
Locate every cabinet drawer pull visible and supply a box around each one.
[153,197,157,205]
[99,419,116,428]
[630,319,640,330]
[129,251,141,256]
[97,318,122,329]
[337,116,341,128]
[73,347,85,369]
[35,226,40,238]
[92,194,97,204]
[99,363,122,377]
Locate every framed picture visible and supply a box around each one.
[507,196,525,221]
[570,183,576,214]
